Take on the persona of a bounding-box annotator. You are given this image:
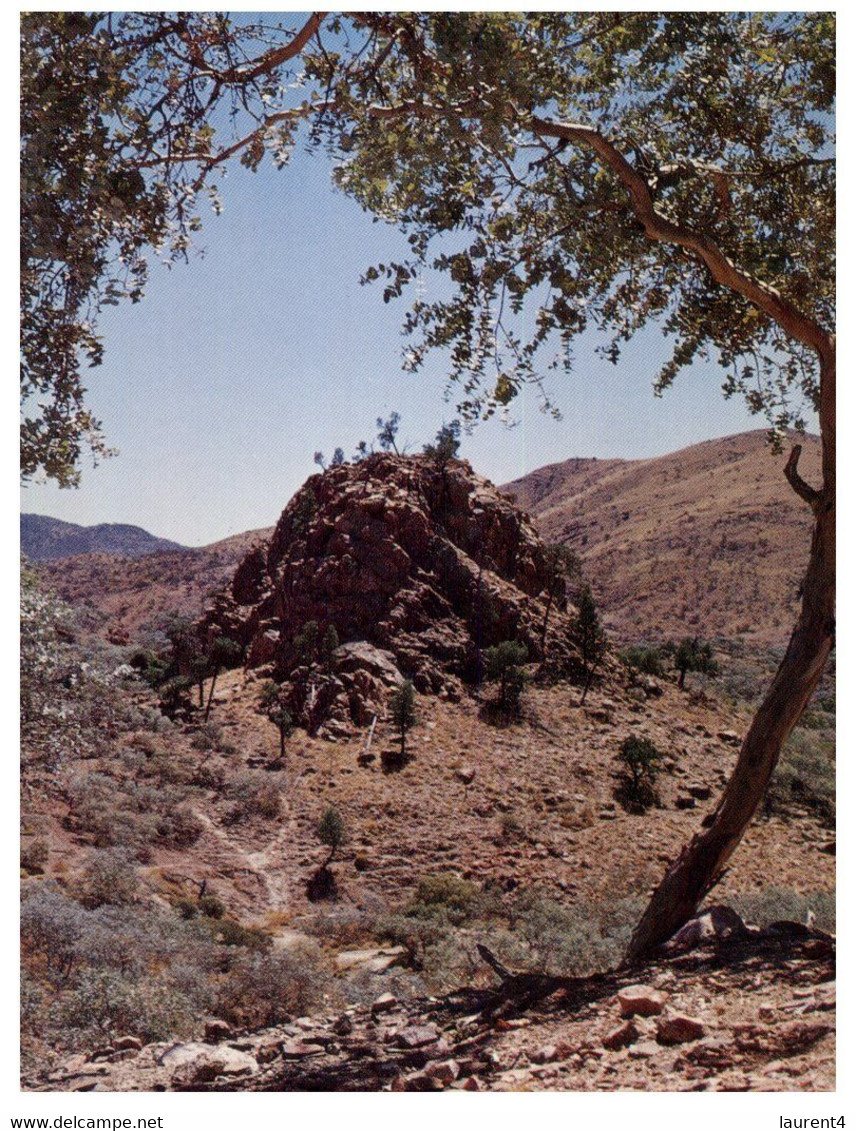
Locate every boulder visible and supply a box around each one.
[159,1043,258,1085]
[424,1059,460,1084]
[395,1023,441,1049]
[370,992,398,1015]
[664,905,747,953]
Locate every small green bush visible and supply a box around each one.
[408,872,484,924]
[483,640,528,714]
[617,735,662,809]
[619,645,666,678]
[198,895,225,919]
[77,848,139,909]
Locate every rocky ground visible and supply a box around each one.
[28,926,835,1092]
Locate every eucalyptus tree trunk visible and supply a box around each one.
[625,348,835,963]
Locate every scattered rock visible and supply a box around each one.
[335,946,407,974]
[664,905,747,953]
[718,729,741,746]
[112,1035,143,1053]
[160,1043,258,1086]
[603,1020,639,1051]
[686,783,713,800]
[618,985,668,1018]
[425,1059,460,1083]
[280,1039,325,1059]
[456,766,476,785]
[395,1024,441,1049]
[656,1014,706,1045]
[370,993,397,1015]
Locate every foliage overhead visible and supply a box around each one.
[21,12,834,485]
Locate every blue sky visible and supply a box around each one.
[21,126,784,546]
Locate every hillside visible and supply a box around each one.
[503,430,822,646]
[21,452,835,1091]
[21,514,186,561]
[37,528,273,644]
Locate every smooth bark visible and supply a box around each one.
[625,349,835,962]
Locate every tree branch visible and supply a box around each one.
[784,444,821,509]
[218,12,326,84]
[528,113,834,366]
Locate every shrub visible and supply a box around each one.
[209,919,271,950]
[409,872,484,924]
[731,887,835,934]
[508,891,624,976]
[619,645,666,678]
[483,640,528,714]
[77,848,139,909]
[616,735,662,809]
[318,807,346,863]
[224,771,282,823]
[198,895,225,919]
[21,837,49,874]
[498,810,527,842]
[59,969,199,1043]
[216,945,325,1027]
[767,726,835,823]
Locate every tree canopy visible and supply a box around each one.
[22,12,834,485]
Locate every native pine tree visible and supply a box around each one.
[204,636,242,722]
[21,13,834,961]
[389,680,417,760]
[376,411,402,454]
[674,637,719,690]
[573,584,608,706]
[259,680,293,762]
[483,640,528,714]
[318,807,346,868]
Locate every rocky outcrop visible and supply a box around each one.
[202,454,584,731]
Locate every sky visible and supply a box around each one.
[21,80,791,547]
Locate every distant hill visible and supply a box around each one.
[35,429,821,649]
[503,429,821,647]
[21,514,186,561]
[37,528,273,642]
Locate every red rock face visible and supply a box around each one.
[201,453,582,725]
